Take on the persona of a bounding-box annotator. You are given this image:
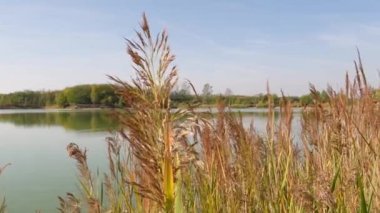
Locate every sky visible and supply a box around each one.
[1,0,380,95]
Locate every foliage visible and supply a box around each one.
[202,83,213,96]
[170,82,194,107]
[55,92,68,107]
[202,83,213,104]
[90,84,118,106]
[64,85,92,105]
[0,85,334,109]
[0,90,56,108]
[299,94,313,106]
[0,84,120,108]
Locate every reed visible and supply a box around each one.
[60,14,380,212]
[60,13,199,212]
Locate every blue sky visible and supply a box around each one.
[1,0,380,95]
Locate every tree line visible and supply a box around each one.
[0,84,121,108]
[170,83,332,108]
[1,83,378,109]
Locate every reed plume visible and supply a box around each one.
[58,13,380,213]
[108,13,200,212]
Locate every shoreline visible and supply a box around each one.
[0,103,309,110]
[0,105,307,111]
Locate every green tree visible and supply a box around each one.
[300,94,313,106]
[320,90,329,102]
[91,85,100,104]
[56,92,68,107]
[95,84,118,106]
[170,82,193,106]
[65,85,92,105]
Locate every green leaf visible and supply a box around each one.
[357,174,368,213]
[330,165,341,192]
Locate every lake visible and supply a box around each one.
[0,108,301,212]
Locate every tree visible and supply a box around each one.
[320,90,329,102]
[170,82,193,105]
[97,85,118,106]
[225,88,233,96]
[65,85,92,105]
[202,83,213,104]
[300,94,313,106]
[90,84,119,106]
[202,83,213,96]
[43,91,57,106]
[178,82,191,96]
[91,85,100,104]
[56,92,68,107]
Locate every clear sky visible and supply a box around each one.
[1,0,380,95]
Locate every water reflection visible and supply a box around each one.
[0,110,119,132]
[0,108,302,132]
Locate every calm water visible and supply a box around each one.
[0,108,301,212]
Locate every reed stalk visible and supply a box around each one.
[58,14,380,213]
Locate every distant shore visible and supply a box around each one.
[0,104,117,110]
[0,104,308,111]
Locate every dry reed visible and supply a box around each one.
[59,14,380,213]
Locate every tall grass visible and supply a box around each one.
[60,14,380,212]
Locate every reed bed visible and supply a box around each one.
[59,14,380,212]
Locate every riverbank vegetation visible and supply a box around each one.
[0,85,366,109]
[57,14,380,212]
[1,83,379,110]
[0,84,121,109]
